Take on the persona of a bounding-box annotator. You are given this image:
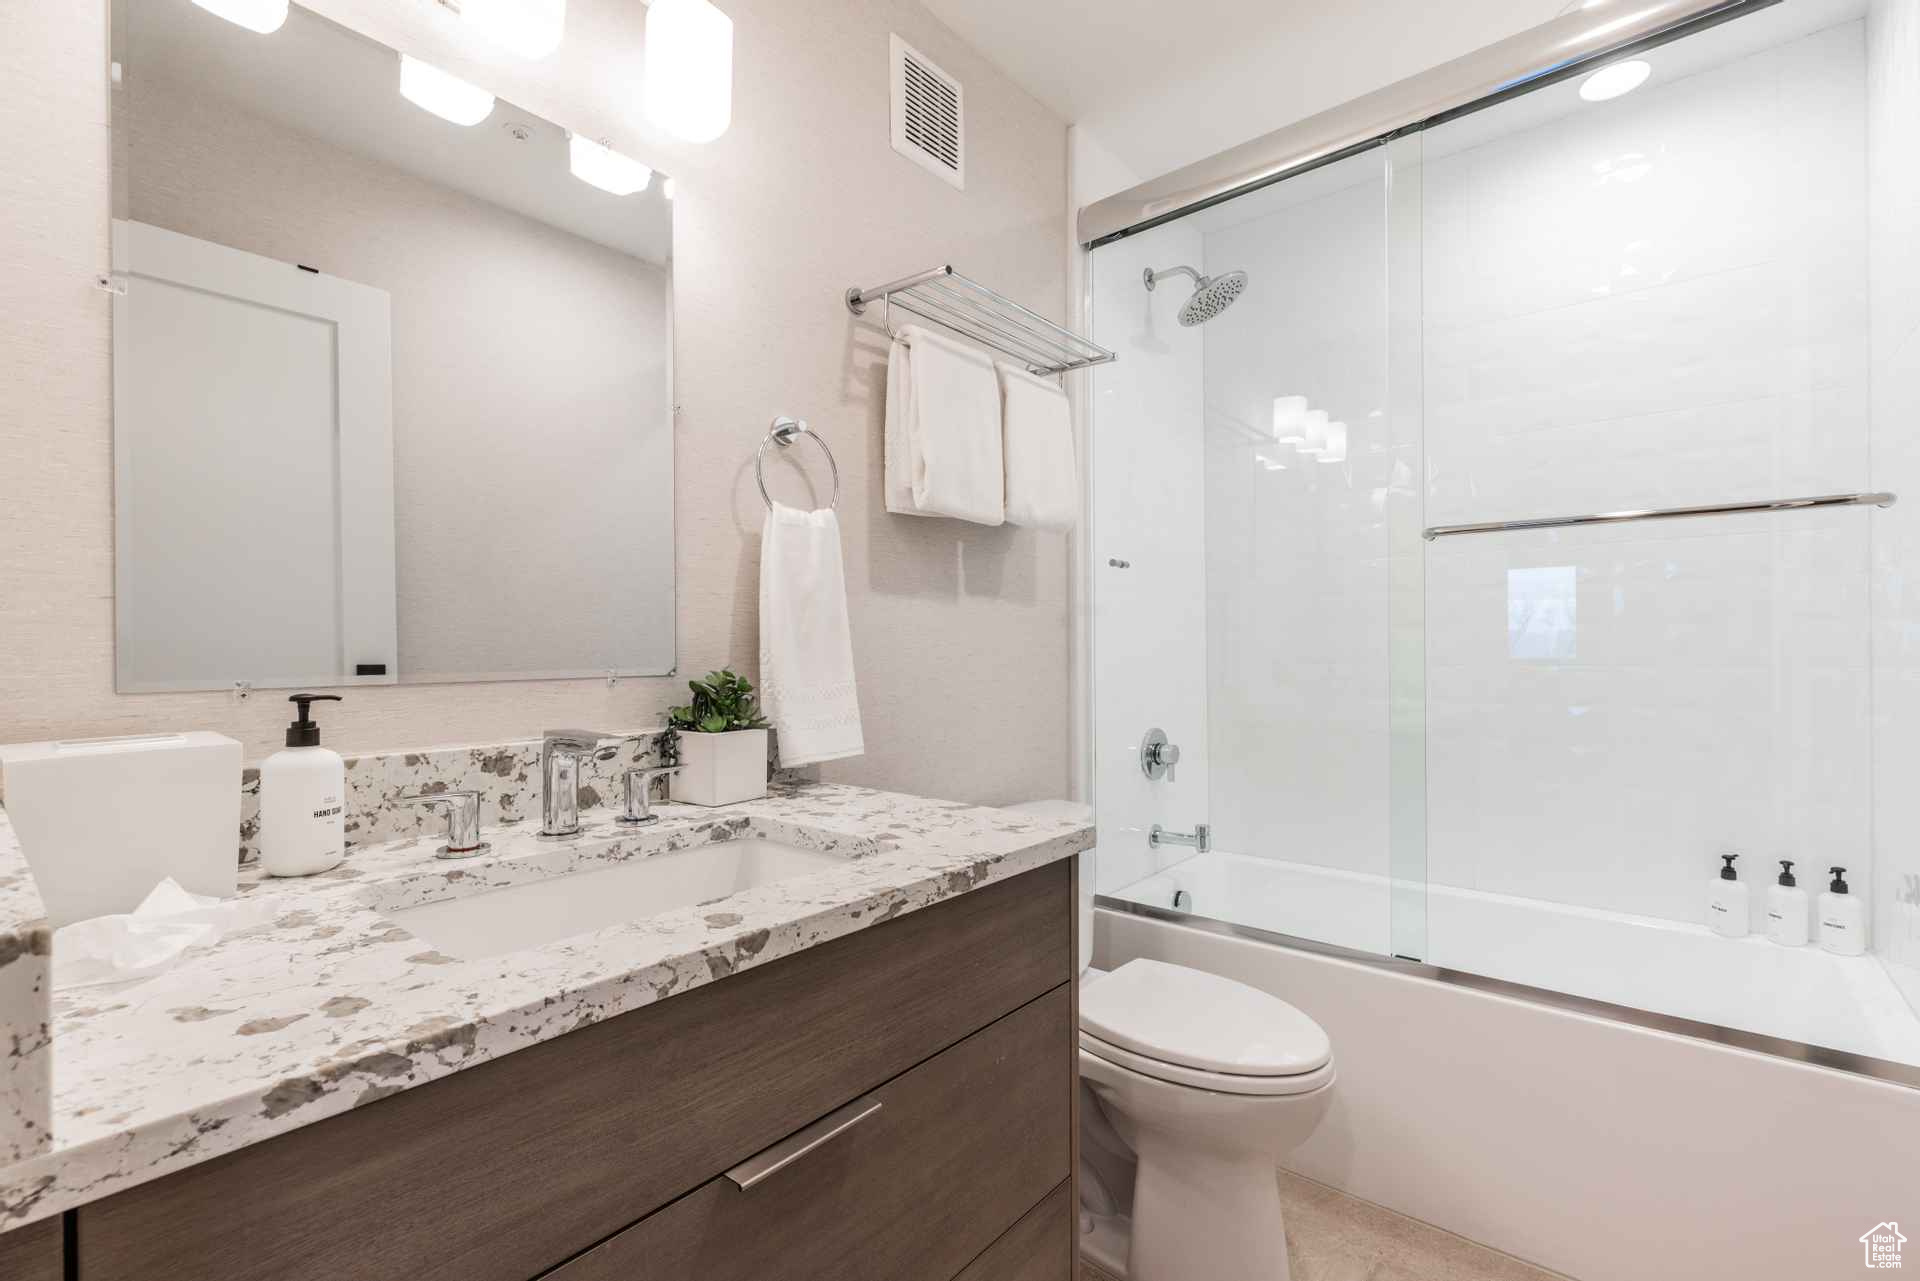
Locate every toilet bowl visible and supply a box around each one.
[1077,958,1334,1281]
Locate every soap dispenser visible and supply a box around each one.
[1707,853,1749,938]
[1818,866,1866,956]
[260,694,346,877]
[1765,860,1808,947]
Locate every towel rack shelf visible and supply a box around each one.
[846,265,1117,377]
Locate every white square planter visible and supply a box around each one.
[669,729,769,807]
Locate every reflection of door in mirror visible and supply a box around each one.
[110,0,676,691]
[112,219,398,692]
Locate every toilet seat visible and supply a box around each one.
[1080,1030,1335,1096]
[1080,958,1332,1077]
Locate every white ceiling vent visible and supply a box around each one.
[890,34,964,190]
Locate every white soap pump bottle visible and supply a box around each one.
[1706,853,1749,938]
[1818,865,1866,957]
[1765,859,1809,947]
[260,693,346,878]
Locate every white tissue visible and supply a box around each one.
[53,879,269,989]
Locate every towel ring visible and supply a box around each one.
[756,415,840,512]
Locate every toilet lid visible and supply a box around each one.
[1079,959,1331,1076]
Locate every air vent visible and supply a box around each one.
[890,34,963,190]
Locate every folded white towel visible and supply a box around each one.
[883,325,1005,525]
[759,502,864,768]
[998,363,1078,530]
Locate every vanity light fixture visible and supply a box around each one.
[645,0,734,143]
[1578,58,1651,102]
[460,0,566,60]
[569,135,653,196]
[399,55,496,126]
[189,0,288,34]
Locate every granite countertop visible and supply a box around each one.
[0,814,51,1169]
[0,784,1091,1230]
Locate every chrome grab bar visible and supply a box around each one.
[1423,491,1896,541]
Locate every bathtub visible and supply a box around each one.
[1108,849,1920,1071]
[1093,868,1920,1281]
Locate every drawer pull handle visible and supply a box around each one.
[724,1095,883,1190]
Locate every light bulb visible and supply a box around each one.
[189,0,289,34]
[460,0,566,59]
[1579,59,1651,102]
[570,135,653,196]
[645,0,734,143]
[399,56,495,127]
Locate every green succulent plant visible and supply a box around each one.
[667,669,769,735]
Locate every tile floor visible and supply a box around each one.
[1082,1170,1570,1281]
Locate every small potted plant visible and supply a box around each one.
[664,669,770,806]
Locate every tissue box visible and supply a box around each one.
[0,731,241,927]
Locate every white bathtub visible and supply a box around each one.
[1110,848,1920,1068]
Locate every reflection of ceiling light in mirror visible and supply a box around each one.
[460,0,566,59]
[645,0,734,143]
[1255,455,1287,472]
[663,177,676,200]
[1298,409,1329,456]
[569,136,653,196]
[400,56,496,126]
[189,0,288,33]
[1579,59,1650,102]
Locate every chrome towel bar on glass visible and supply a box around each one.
[845,264,1116,377]
[756,416,840,512]
[1422,490,1897,540]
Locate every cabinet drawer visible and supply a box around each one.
[0,1217,62,1281]
[78,860,1072,1281]
[955,1181,1072,1281]
[544,986,1073,1281]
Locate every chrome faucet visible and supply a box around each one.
[400,789,488,860]
[539,729,623,839]
[1149,823,1210,854]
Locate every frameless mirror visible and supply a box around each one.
[109,0,674,691]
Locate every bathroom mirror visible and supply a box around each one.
[108,0,674,691]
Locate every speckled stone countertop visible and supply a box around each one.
[0,784,1090,1230]
[0,814,51,1168]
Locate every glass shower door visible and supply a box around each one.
[1089,144,1426,961]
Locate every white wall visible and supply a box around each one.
[1098,908,1920,1281]
[1870,0,1920,1015]
[1087,219,1208,893]
[0,0,1074,806]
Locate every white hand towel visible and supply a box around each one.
[759,502,864,767]
[998,364,1078,530]
[883,324,1005,525]
[884,336,919,516]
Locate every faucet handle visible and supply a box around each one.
[543,729,625,759]
[400,790,488,860]
[618,767,679,826]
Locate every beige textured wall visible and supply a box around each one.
[0,0,1071,806]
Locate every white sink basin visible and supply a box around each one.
[384,838,845,960]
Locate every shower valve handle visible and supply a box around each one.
[1141,728,1181,782]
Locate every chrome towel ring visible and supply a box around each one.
[755,415,840,512]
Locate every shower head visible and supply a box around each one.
[1143,264,1248,326]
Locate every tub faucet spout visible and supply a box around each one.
[1149,823,1210,854]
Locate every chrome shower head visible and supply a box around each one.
[1143,264,1248,326]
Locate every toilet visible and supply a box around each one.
[1079,959,1334,1281]
[1000,801,1335,1281]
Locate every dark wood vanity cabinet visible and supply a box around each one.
[69,859,1077,1281]
[0,1215,61,1281]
